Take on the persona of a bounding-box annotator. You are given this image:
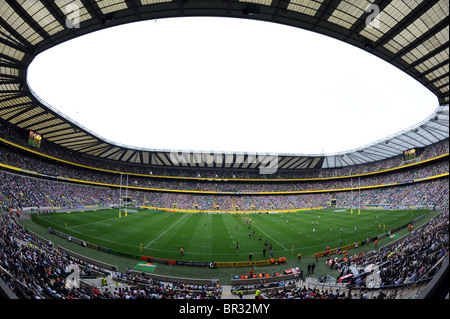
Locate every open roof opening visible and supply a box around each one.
[27,17,438,155]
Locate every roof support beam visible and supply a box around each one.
[0,16,33,51]
[4,0,49,43]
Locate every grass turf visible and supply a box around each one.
[31,208,428,263]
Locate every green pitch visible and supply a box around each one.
[31,208,429,262]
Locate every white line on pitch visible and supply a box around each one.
[251,223,288,251]
[144,213,188,248]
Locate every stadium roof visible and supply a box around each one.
[0,0,449,170]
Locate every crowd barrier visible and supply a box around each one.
[230,273,295,286]
[214,260,271,267]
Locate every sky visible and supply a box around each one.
[27,17,439,155]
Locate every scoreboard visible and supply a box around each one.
[404,148,417,161]
[28,130,42,148]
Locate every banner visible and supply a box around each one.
[213,260,270,267]
[134,261,157,272]
[176,260,210,267]
[141,256,176,265]
[316,242,359,257]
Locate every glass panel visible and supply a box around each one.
[359,0,421,42]
[384,0,449,53]
[239,0,273,5]
[0,1,43,45]
[17,0,64,36]
[55,0,93,23]
[287,0,324,16]
[140,0,172,5]
[328,0,374,30]
[96,0,128,15]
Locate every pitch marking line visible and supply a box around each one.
[251,223,288,251]
[144,213,189,248]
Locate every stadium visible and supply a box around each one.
[0,0,449,304]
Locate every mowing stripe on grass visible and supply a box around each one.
[144,213,189,248]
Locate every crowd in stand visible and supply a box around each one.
[1,121,448,182]
[0,212,90,299]
[363,203,449,288]
[263,203,449,299]
[0,212,221,299]
[1,199,447,299]
[1,163,448,212]
[1,140,448,193]
[264,285,349,299]
[0,140,449,192]
[0,170,117,209]
[0,122,449,300]
[1,169,448,212]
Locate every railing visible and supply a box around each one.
[305,276,347,290]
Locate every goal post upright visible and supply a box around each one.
[119,173,122,218]
[125,174,129,217]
